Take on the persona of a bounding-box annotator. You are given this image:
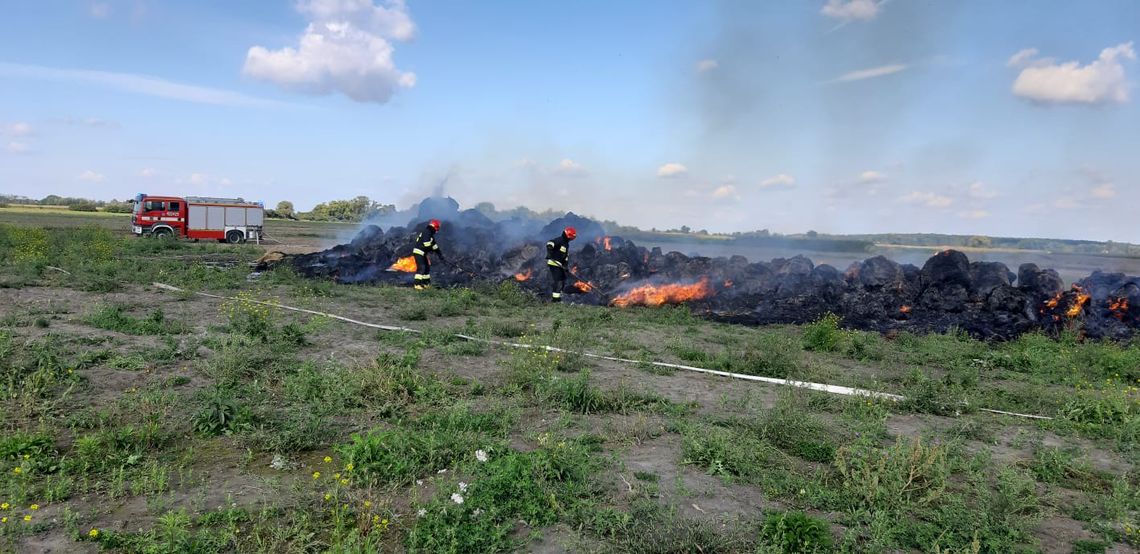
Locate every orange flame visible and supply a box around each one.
[1044,293,1061,310]
[900,305,912,314]
[389,256,417,273]
[603,237,613,251]
[1042,285,1092,319]
[1067,285,1091,318]
[514,269,532,282]
[611,278,713,308]
[1109,297,1130,320]
[573,281,593,293]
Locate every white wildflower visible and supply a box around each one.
[472,508,484,518]
[475,449,489,463]
[458,482,468,492]
[415,479,423,486]
[437,469,448,474]
[416,508,427,517]
[451,493,464,505]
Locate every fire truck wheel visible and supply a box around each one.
[226,230,245,244]
[153,228,173,240]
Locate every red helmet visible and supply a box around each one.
[564,226,577,240]
[429,219,441,231]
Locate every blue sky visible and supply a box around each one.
[1,0,1138,242]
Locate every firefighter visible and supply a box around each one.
[412,219,444,290]
[546,226,577,302]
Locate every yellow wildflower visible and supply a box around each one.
[89,528,100,538]
[363,500,372,508]
[1,517,6,523]
[1,502,8,510]
[13,467,22,475]
[324,494,332,502]
[312,471,321,479]
[23,515,31,522]
[334,473,341,479]
[29,504,39,511]
[340,478,349,486]
[345,463,354,472]
[381,518,389,525]
[323,456,332,464]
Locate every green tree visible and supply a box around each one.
[275,201,295,218]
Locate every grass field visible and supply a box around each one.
[1,213,1139,553]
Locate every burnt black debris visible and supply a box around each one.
[285,206,1140,341]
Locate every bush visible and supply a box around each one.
[69,202,99,212]
[84,305,186,336]
[408,441,602,553]
[760,511,833,553]
[680,422,773,479]
[802,314,843,352]
[339,404,514,485]
[192,389,251,436]
[834,436,948,512]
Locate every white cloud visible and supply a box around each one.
[831,64,907,83]
[957,210,990,220]
[139,168,158,178]
[696,59,718,73]
[1010,42,1136,105]
[820,0,880,22]
[858,170,886,184]
[656,163,689,178]
[1091,183,1117,198]
[244,0,416,104]
[899,191,954,208]
[89,2,110,19]
[712,185,738,200]
[553,158,587,176]
[759,173,796,189]
[5,141,29,154]
[3,122,33,136]
[967,181,997,199]
[1006,48,1039,68]
[188,173,209,186]
[0,62,289,108]
[78,170,105,183]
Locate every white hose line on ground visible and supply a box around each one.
[152,282,1053,420]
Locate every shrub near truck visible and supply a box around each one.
[131,193,264,243]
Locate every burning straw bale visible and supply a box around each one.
[283,205,1140,341]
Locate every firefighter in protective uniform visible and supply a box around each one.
[412,219,443,290]
[545,226,577,302]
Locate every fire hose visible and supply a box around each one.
[150,282,1052,421]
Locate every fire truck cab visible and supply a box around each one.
[131,193,264,243]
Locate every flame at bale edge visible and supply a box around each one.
[514,269,533,282]
[611,278,713,308]
[899,305,912,314]
[573,281,594,293]
[1109,297,1130,321]
[389,256,417,273]
[1067,285,1092,318]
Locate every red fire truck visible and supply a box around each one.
[131,193,264,243]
